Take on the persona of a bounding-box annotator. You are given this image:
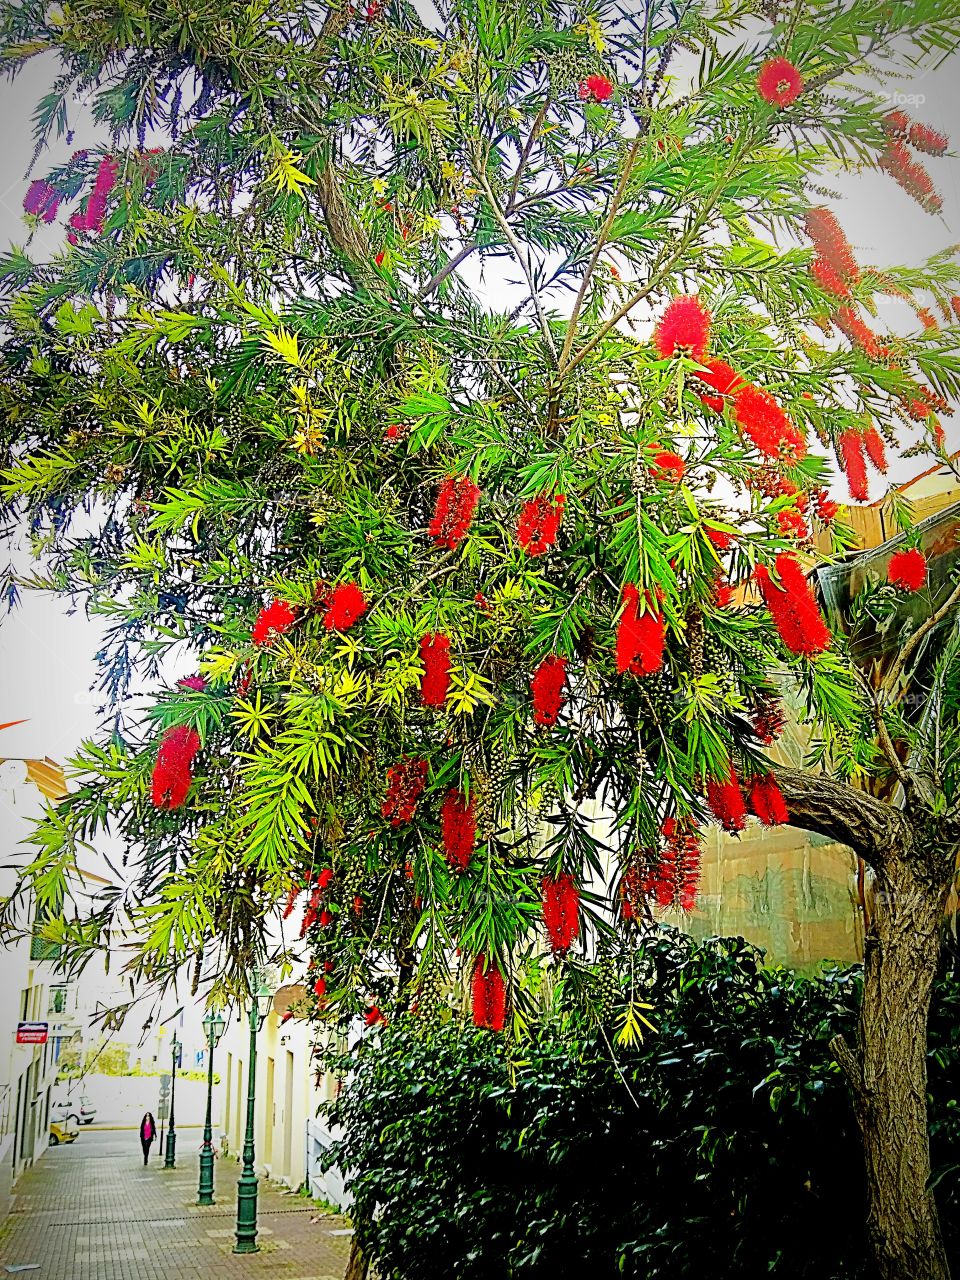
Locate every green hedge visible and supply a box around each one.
[324,931,960,1280]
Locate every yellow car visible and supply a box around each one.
[49,1122,77,1146]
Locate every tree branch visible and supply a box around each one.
[773,766,910,866]
[880,576,960,700]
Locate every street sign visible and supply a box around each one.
[15,1022,48,1044]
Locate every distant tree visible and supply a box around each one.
[1,3,960,1276]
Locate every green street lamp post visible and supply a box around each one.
[234,973,274,1255]
[164,1035,181,1168]
[197,1009,227,1205]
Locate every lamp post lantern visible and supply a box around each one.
[197,1009,227,1205]
[164,1034,181,1168]
[233,973,273,1255]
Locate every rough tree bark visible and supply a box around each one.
[776,767,955,1280]
[344,1236,370,1280]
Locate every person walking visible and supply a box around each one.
[139,1111,157,1165]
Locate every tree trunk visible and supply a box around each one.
[837,851,952,1280]
[344,1235,370,1280]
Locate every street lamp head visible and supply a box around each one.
[203,1008,227,1046]
[255,977,273,1030]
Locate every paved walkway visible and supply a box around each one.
[0,1131,351,1280]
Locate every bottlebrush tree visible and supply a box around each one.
[1,2,960,1277]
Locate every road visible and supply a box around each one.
[0,1131,351,1279]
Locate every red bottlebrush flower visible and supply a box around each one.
[319,908,333,928]
[517,493,566,555]
[752,695,786,745]
[353,894,364,917]
[471,955,507,1032]
[364,1006,386,1028]
[705,527,734,550]
[950,296,960,322]
[803,208,860,283]
[531,655,568,727]
[237,663,253,697]
[541,874,580,955]
[811,256,850,298]
[324,960,334,972]
[908,122,949,156]
[177,675,207,692]
[429,475,481,549]
[747,773,790,826]
[706,760,747,833]
[918,307,939,332]
[883,109,911,139]
[757,57,803,107]
[381,758,429,826]
[863,425,888,473]
[420,633,451,706]
[650,449,685,483]
[374,250,386,267]
[654,295,712,361]
[313,977,327,999]
[656,817,703,911]
[252,599,296,646]
[733,385,806,461]
[384,422,408,440]
[282,885,300,919]
[813,489,840,523]
[754,554,831,656]
[151,724,201,810]
[323,581,367,630]
[833,306,881,358]
[300,886,322,937]
[23,179,60,223]
[474,591,493,615]
[317,867,334,892]
[441,788,476,872]
[838,431,869,502]
[616,584,666,677]
[879,142,941,213]
[693,358,745,412]
[776,509,809,541]
[578,74,614,102]
[888,548,928,592]
[713,578,734,609]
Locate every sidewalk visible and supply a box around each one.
[0,1131,351,1280]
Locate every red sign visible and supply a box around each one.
[16,1022,48,1045]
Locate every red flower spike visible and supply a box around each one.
[754,554,831,656]
[883,109,911,139]
[776,509,809,541]
[471,955,507,1031]
[177,675,207,692]
[811,256,850,298]
[813,489,840,524]
[733,384,806,461]
[651,450,685,483]
[839,431,869,502]
[879,142,942,213]
[654,295,712,361]
[833,307,881,358]
[317,867,334,892]
[252,599,296,646]
[803,208,860,284]
[319,908,333,928]
[323,581,367,630]
[541,874,580,955]
[706,760,748,833]
[313,977,326,999]
[752,696,787,746]
[151,724,201,810]
[693,358,746,412]
[908,122,949,156]
[713,578,734,609]
[429,476,481,549]
[531,655,568,727]
[747,773,790,826]
[381,758,429,826]
[579,74,614,102]
[705,527,733,550]
[420,633,452,706]
[616,584,666,677]
[888,548,928,592]
[364,1006,386,1028]
[863,426,888,474]
[757,57,803,107]
[517,493,565,556]
[441,789,476,873]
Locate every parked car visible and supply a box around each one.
[49,1121,77,1146]
[54,1094,97,1126]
